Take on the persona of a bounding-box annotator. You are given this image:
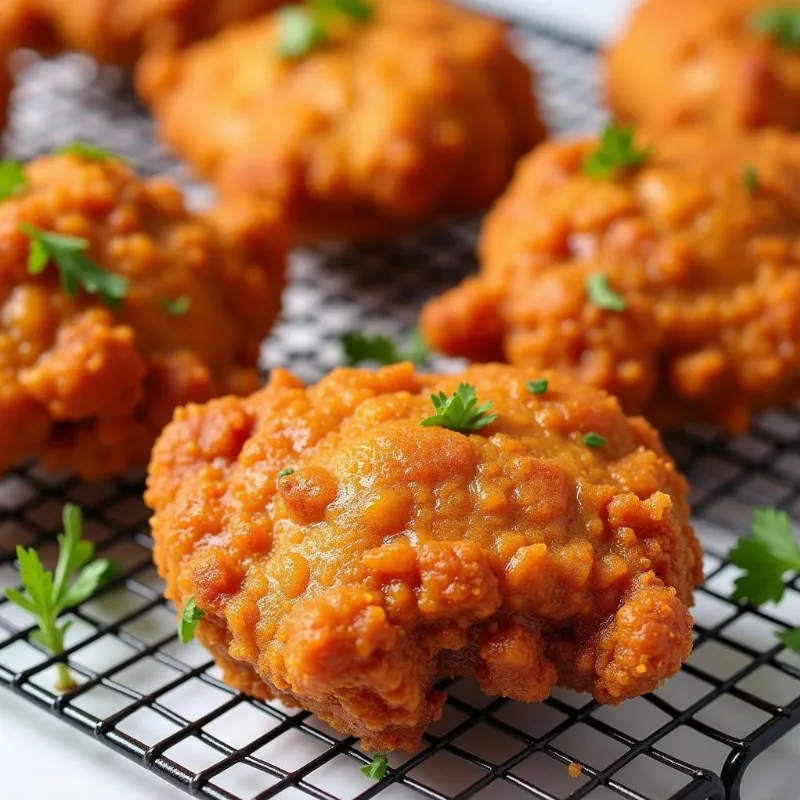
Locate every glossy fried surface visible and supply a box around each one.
[607,0,800,130]
[147,363,701,751]
[0,154,286,478]
[137,0,544,242]
[422,127,800,433]
[0,0,287,67]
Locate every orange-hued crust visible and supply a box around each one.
[0,0,288,67]
[147,363,702,751]
[421,127,800,433]
[606,0,800,130]
[0,52,10,141]
[136,0,544,243]
[0,154,287,478]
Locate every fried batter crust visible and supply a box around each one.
[147,363,702,751]
[421,127,800,432]
[136,0,544,242]
[606,0,800,130]
[0,154,286,478]
[0,0,287,66]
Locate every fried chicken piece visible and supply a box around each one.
[421,126,800,433]
[147,362,702,751]
[0,0,288,67]
[607,0,800,131]
[0,153,287,478]
[136,0,544,242]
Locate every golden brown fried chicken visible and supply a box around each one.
[0,0,288,67]
[136,0,544,242]
[0,153,287,479]
[0,52,10,142]
[607,0,800,130]
[421,126,800,433]
[147,362,702,751]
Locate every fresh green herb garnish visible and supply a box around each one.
[582,123,651,180]
[729,507,800,606]
[160,295,191,317]
[585,273,627,312]
[743,166,759,194]
[751,6,800,49]
[342,328,429,366]
[583,432,607,448]
[0,159,27,201]
[3,504,116,691]
[421,383,497,433]
[527,379,548,395]
[178,596,205,644]
[361,752,388,780]
[728,507,800,654]
[20,222,129,308]
[276,0,374,59]
[277,467,296,479]
[54,141,121,162]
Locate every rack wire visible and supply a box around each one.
[2,18,800,800]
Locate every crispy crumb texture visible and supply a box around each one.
[606,0,800,131]
[421,127,800,433]
[147,363,702,751]
[0,154,287,478]
[136,0,545,242]
[0,0,288,67]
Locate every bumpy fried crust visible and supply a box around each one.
[147,363,701,751]
[421,127,800,433]
[136,0,544,242]
[0,0,287,67]
[0,154,286,478]
[607,0,800,130]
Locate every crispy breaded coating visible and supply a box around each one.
[136,0,544,242]
[0,154,287,478]
[421,127,800,433]
[607,0,800,130]
[0,0,288,67]
[147,363,702,751]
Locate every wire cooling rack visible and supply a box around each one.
[2,18,800,800]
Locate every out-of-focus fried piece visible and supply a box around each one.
[0,0,288,67]
[0,152,287,478]
[137,0,544,242]
[421,126,800,433]
[607,0,800,130]
[147,363,702,751]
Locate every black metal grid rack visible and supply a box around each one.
[2,18,800,800]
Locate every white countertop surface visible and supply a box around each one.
[5,2,800,800]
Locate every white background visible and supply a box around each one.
[4,2,800,800]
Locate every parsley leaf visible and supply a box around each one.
[178,596,205,644]
[585,273,627,312]
[361,752,388,780]
[275,6,325,57]
[421,383,497,433]
[4,504,116,691]
[342,328,429,366]
[778,628,800,653]
[583,432,607,448]
[276,0,374,59]
[54,141,122,162]
[161,295,191,316]
[527,379,548,395]
[743,166,759,194]
[582,123,651,180]
[0,159,27,201]
[20,222,129,308]
[751,6,800,49]
[729,508,800,606]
